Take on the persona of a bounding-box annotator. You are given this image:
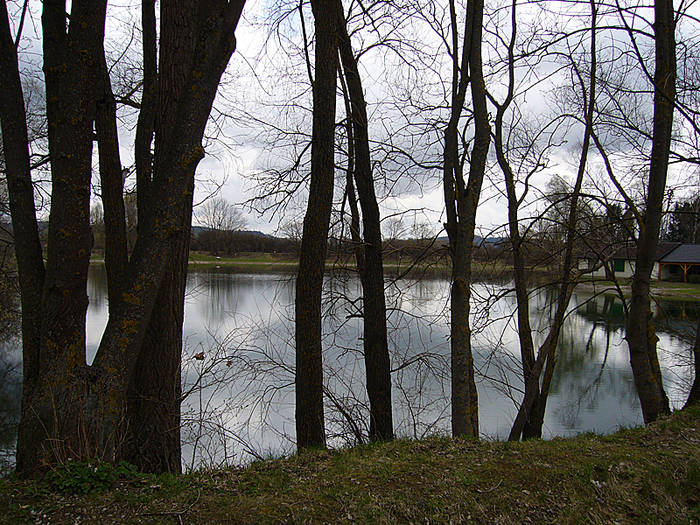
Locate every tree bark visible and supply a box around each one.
[125,228,188,473]
[135,0,157,240]
[96,43,128,313]
[295,0,339,450]
[444,0,488,438]
[6,0,245,475]
[625,0,675,424]
[336,2,393,442]
[12,0,108,473]
[0,0,46,474]
[121,1,244,473]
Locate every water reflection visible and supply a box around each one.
[1,265,695,471]
[0,341,21,474]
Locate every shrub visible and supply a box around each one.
[45,459,138,495]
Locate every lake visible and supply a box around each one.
[0,265,696,472]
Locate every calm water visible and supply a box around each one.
[1,265,696,472]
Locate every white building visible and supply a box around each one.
[578,242,700,282]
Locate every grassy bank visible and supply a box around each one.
[90,251,700,298]
[187,251,299,272]
[2,404,699,524]
[187,252,515,279]
[186,254,700,299]
[578,278,700,301]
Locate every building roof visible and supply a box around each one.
[656,242,683,260]
[601,241,681,261]
[579,241,690,262]
[660,243,700,264]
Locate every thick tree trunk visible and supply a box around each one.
[121,0,196,475]
[295,0,339,450]
[0,2,46,474]
[12,1,108,473]
[125,225,189,473]
[121,2,243,472]
[449,267,479,436]
[337,4,393,442]
[625,0,675,424]
[6,0,244,475]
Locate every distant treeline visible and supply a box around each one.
[189,228,297,254]
[186,226,511,263]
[17,219,581,267]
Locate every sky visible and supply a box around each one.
[6,0,700,238]
[196,0,579,236]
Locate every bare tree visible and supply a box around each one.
[486,0,598,440]
[197,197,248,255]
[622,0,675,423]
[1,0,247,475]
[295,0,339,451]
[199,198,248,233]
[441,0,489,438]
[335,0,393,442]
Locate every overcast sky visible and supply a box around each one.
[7,0,700,237]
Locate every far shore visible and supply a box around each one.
[88,251,700,300]
[577,279,700,301]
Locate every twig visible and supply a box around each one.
[140,488,201,522]
[476,479,503,494]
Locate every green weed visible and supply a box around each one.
[45,459,138,495]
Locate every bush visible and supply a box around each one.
[45,459,138,495]
[688,274,700,284]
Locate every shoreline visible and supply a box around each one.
[88,255,700,301]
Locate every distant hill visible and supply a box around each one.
[436,235,506,246]
[190,226,277,239]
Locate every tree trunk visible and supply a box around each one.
[6,0,245,475]
[625,0,675,424]
[125,226,188,473]
[135,0,157,240]
[336,3,393,442]
[122,1,244,473]
[120,0,195,475]
[96,43,128,312]
[488,0,542,439]
[494,79,540,439]
[493,0,596,441]
[0,1,47,474]
[444,0,488,438]
[295,0,339,450]
[12,0,108,473]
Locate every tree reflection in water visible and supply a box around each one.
[0,267,695,471]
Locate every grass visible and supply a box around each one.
[2,404,699,524]
[90,250,700,298]
[578,277,700,301]
[187,251,298,272]
[187,252,516,280]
